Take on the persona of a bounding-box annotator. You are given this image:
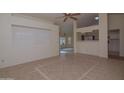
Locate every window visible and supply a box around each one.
[60,37,66,46]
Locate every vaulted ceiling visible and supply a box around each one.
[22,13,99,28]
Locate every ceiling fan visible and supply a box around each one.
[56,13,80,22]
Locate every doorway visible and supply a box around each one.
[108,29,120,58]
[59,23,74,54]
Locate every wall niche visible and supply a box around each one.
[77,29,99,41]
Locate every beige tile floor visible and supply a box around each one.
[0,53,124,80]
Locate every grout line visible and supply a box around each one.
[35,67,50,80]
[78,63,99,80]
[37,61,59,68]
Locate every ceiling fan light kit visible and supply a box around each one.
[57,13,80,22]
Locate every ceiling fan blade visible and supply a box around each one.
[64,17,68,22]
[70,17,78,20]
[71,13,80,16]
[68,13,71,16]
[64,13,68,16]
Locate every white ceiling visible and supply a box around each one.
[22,13,63,22]
[22,13,99,27]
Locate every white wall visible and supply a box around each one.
[0,14,59,68]
[74,14,108,58]
[98,14,108,58]
[109,14,124,57]
[76,25,99,56]
[73,21,77,53]
[0,14,12,68]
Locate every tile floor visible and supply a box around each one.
[0,53,124,80]
[60,48,74,53]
